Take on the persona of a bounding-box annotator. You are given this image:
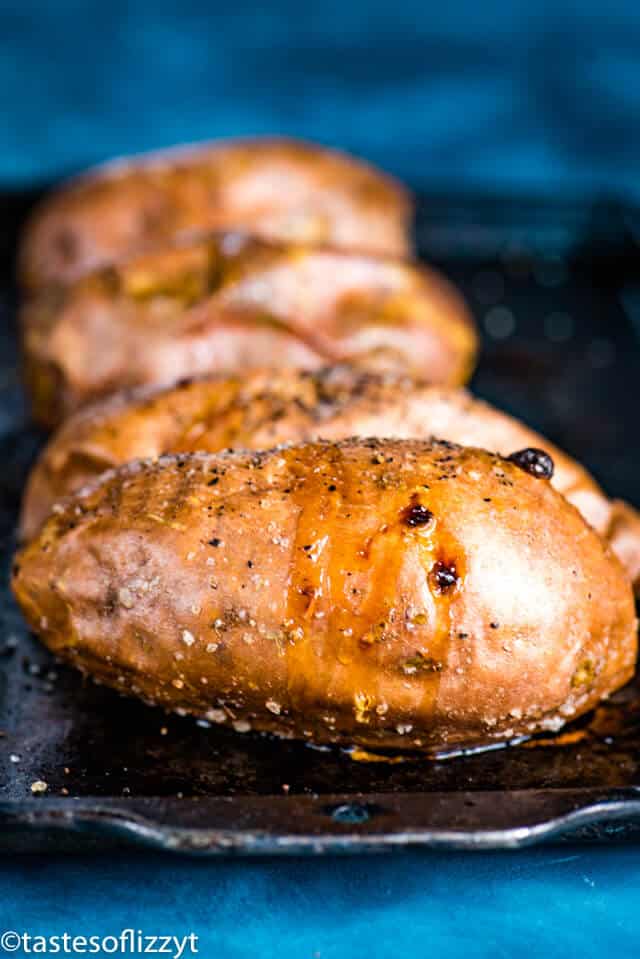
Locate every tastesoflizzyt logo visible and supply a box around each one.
[0,929,198,955]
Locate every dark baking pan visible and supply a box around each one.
[1,189,640,854]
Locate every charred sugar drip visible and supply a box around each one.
[402,496,434,530]
[401,489,467,738]
[507,447,554,480]
[429,560,459,594]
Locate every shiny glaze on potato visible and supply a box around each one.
[13,439,637,752]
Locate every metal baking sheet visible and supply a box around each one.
[1,189,640,854]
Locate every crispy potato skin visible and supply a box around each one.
[13,439,637,752]
[21,234,475,426]
[19,138,412,290]
[20,366,640,590]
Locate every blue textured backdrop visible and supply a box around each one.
[1,0,640,194]
[1,846,640,958]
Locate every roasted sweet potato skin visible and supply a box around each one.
[606,500,640,591]
[21,234,475,427]
[20,366,640,591]
[19,138,412,290]
[13,439,637,752]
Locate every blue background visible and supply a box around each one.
[1,846,640,957]
[2,1,640,954]
[1,0,640,197]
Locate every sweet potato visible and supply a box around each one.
[12,438,637,752]
[19,138,412,290]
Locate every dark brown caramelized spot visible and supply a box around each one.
[507,447,554,479]
[403,502,434,528]
[429,560,458,593]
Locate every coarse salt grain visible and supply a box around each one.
[205,709,227,724]
[118,587,135,608]
[232,720,252,733]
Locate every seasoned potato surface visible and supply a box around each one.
[20,366,640,591]
[13,439,637,752]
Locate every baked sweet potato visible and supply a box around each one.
[20,366,640,591]
[21,234,475,427]
[12,438,637,752]
[19,138,412,290]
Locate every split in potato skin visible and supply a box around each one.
[19,137,413,291]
